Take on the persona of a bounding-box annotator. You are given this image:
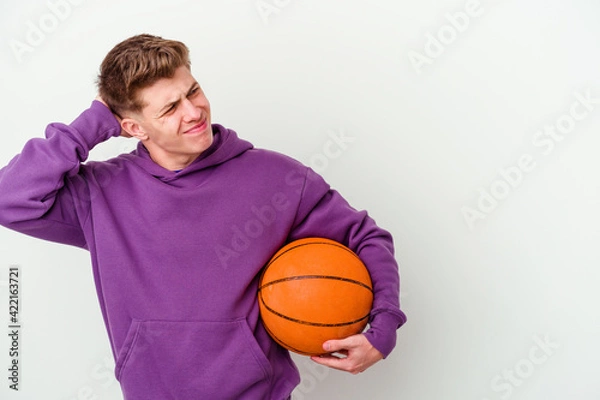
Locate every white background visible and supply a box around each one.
[1,0,599,399]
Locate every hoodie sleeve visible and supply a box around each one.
[0,101,122,247]
[288,167,407,358]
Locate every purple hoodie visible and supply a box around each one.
[0,101,406,399]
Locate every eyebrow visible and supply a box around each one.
[155,82,200,118]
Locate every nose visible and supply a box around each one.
[181,98,201,122]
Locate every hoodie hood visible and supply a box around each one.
[124,124,254,183]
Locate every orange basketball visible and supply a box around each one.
[258,238,373,356]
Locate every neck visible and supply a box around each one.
[144,145,201,171]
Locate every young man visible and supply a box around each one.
[0,34,406,399]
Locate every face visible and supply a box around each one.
[122,66,213,171]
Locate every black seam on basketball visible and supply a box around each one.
[265,241,362,269]
[259,299,305,353]
[259,275,373,292]
[261,299,370,327]
[261,323,315,355]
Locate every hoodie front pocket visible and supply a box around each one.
[115,318,273,400]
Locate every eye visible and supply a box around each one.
[157,104,176,119]
[189,86,201,97]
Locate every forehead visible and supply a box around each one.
[138,66,197,112]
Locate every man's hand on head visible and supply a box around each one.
[95,95,132,138]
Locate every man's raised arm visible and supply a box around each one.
[0,100,122,247]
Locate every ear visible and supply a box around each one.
[121,118,149,141]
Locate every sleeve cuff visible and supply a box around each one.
[67,100,122,149]
[363,310,407,358]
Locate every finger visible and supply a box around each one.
[323,336,359,353]
[310,354,363,375]
[310,354,352,371]
[332,349,349,358]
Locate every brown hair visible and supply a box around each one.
[97,34,191,117]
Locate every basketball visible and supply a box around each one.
[258,237,373,356]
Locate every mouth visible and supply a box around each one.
[183,118,208,135]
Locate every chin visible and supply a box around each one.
[194,130,214,153]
